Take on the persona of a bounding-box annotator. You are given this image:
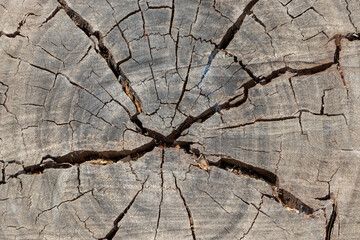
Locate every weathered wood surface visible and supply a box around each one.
[0,0,359,239]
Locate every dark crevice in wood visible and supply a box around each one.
[40,141,156,164]
[320,89,329,115]
[315,194,330,201]
[332,34,349,97]
[199,0,260,86]
[10,140,194,178]
[325,202,337,240]
[76,165,82,194]
[15,83,247,176]
[169,0,175,35]
[219,116,297,130]
[168,90,248,141]
[212,0,233,23]
[9,161,73,179]
[261,62,334,83]
[209,157,278,185]
[236,57,259,82]
[130,113,148,134]
[77,45,92,64]
[173,173,196,240]
[0,162,6,185]
[137,0,147,38]
[8,140,157,178]
[29,6,354,181]
[147,5,172,10]
[275,188,314,214]
[174,46,195,113]
[333,35,342,64]
[344,0,357,33]
[57,0,143,113]
[183,34,217,46]
[154,150,165,240]
[344,32,360,41]
[216,0,260,50]
[40,5,62,27]
[191,151,314,215]
[172,46,195,124]
[218,50,334,87]
[106,10,141,36]
[29,63,57,75]
[0,12,36,38]
[100,177,148,240]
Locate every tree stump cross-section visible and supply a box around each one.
[0,0,359,239]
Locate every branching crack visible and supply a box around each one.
[74,211,96,239]
[36,189,93,223]
[57,0,143,113]
[0,13,37,38]
[198,0,260,86]
[239,196,263,240]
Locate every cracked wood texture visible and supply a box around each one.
[0,0,359,239]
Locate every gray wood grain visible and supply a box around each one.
[0,0,359,239]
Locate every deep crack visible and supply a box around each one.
[190,150,314,215]
[325,199,337,240]
[57,0,143,113]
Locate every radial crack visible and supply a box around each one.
[239,197,263,240]
[100,177,148,240]
[198,0,260,86]
[217,0,260,50]
[173,173,196,240]
[325,198,337,240]
[57,0,143,113]
[154,149,165,240]
[332,34,349,97]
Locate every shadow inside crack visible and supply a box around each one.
[207,156,314,215]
